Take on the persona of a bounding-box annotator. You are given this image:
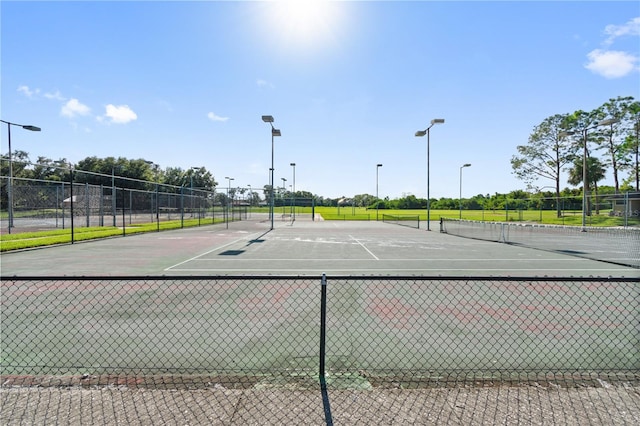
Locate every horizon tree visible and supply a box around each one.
[594,96,636,193]
[511,113,576,217]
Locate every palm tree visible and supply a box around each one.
[567,156,606,215]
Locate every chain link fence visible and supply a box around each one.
[2,275,638,424]
[0,174,250,234]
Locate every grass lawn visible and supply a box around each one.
[311,206,636,227]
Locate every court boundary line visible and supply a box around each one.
[164,231,264,271]
[176,258,603,263]
[349,235,379,260]
[166,267,631,273]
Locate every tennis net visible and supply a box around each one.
[382,214,420,229]
[440,218,640,268]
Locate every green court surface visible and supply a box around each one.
[0,214,637,277]
[1,216,638,379]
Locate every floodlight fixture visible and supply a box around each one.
[597,118,618,126]
[1,119,41,233]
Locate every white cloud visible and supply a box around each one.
[61,98,91,118]
[44,90,66,101]
[207,112,229,122]
[585,49,639,79]
[102,104,137,124]
[603,16,640,46]
[17,85,39,98]
[586,17,640,79]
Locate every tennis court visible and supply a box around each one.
[0,214,637,277]
[2,215,638,425]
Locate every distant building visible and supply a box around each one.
[605,192,640,217]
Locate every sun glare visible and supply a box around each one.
[263,1,347,52]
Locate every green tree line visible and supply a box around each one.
[510,95,639,217]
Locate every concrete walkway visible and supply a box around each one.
[2,383,639,425]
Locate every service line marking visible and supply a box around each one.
[348,235,379,260]
[164,232,263,271]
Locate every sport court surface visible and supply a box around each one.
[2,216,638,425]
[0,214,637,277]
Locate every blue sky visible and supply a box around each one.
[2,1,639,200]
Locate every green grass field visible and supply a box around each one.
[311,206,636,227]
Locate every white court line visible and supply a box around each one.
[164,232,263,271]
[181,258,600,263]
[168,268,630,273]
[349,235,379,260]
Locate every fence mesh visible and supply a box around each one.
[2,276,638,424]
[2,176,231,232]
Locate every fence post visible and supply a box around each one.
[85,182,90,227]
[112,174,116,227]
[180,186,184,228]
[99,184,104,227]
[70,170,75,244]
[319,273,327,387]
[56,185,60,229]
[62,183,66,229]
[156,184,160,232]
[122,189,126,236]
[625,191,629,228]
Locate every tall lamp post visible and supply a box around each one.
[561,117,618,231]
[376,163,383,221]
[459,163,471,219]
[415,118,445,231]
[189,166,200,217]
[281,177,287,219]
[1,119,41,233]
[262,116,281,230]
[225,176,234,228]
[290,162,296,220]
[145,160,160,230]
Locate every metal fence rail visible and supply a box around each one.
[2,275,638,424]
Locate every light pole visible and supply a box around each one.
[290,162,296,220]
[145,160,161,230]
[281,177,287,218]
[459,163,471,219]
[376,163,383,221]
[561,117,618,231]
[262,115,281,230]
[225,176,234,227]
[415,118,445,230]
[189,166,199,217]
[1,120,41,233]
